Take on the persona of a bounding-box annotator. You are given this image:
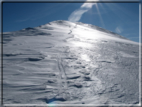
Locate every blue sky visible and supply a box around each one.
[2,1,140,42]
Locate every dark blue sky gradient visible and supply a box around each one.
[3,2,139,42]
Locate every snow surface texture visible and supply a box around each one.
[3,20,139,105]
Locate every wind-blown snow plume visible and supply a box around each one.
[68,0,98,22]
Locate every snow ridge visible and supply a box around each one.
[3,20,139,105]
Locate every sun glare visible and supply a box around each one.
[71,41,93,48]
[81,54,91,62]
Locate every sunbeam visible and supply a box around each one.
[95,3,106,28]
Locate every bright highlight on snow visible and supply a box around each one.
[71,41,93,48]
[81,54,91,62]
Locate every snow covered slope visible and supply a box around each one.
[3,20,140,105]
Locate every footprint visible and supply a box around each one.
[4,53,18,57]
[28,57,44,61]
[84,76,92,81]
[76,61,82,64]
[79,70,90,75]
[67,74,81,79]
[70,83,83,88]
[47,80,56,83]
[47,73,56,77]
[37,97,66,104]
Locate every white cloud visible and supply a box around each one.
[68,0,98,22]
[115,26,123,33]
[81,3,94,9]
[68,9,88,22]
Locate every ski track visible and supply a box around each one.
[3,20,139,105]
